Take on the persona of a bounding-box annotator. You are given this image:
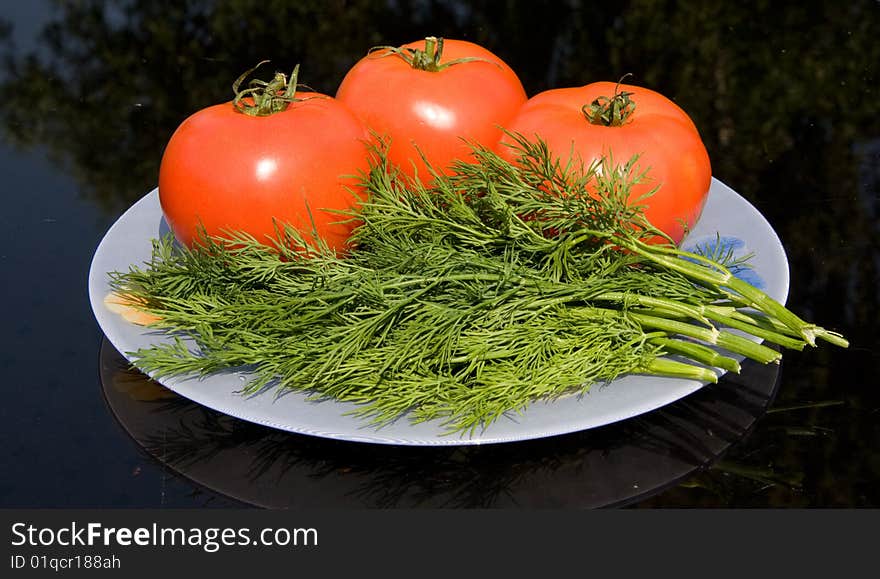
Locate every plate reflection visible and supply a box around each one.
[99,337,780,508]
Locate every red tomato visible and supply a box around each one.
[336,37,527,181]
[159,69,370,253]
[499,81,712,244]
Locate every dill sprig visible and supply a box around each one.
[110,134,848,435]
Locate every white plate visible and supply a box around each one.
[88,178,789,446]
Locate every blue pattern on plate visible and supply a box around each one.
[682,235,765,290]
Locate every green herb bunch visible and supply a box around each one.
[111,134,848,435]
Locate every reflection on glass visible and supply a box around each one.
[0,0,872,506]
[100,338,781,508]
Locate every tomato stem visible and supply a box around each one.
[582,74,637,126]
[368,36,488,72]
[232,61,314,116]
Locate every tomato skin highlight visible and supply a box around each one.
[158,94,370,253]
[500,82,712,244]
[336,38,527,181]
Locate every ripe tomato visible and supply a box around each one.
[499,81,712,244]
[158,66,370,253]
[336,36,527,181]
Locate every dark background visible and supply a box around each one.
[1,0,877,507]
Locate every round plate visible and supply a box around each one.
[88,178,789,446]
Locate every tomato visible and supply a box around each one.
[336,36,527,181]
[499,81,712,244]
[158,65,370,253]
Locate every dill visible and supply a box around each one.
[110,134,848,435]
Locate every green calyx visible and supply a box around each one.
[582,74,637,126]
[232,61,312,116]
[369,36,486,72]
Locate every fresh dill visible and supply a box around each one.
[110,134,848,435]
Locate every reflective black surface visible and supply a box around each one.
[99,339,781,508]
[1,0,878,508]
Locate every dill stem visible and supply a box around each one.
[643,358,719,383]
[594,292,806,350]
[628,312,782,364]
[611,236,849,348]
[592,291,711,325]
[707,306,801,337]
[722,278,846,347]
[384,272,526,289]
[649,337,741,373]
[722,275,817,345]
[702,307,806,350]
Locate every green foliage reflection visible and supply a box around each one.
[3,0,877,507]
